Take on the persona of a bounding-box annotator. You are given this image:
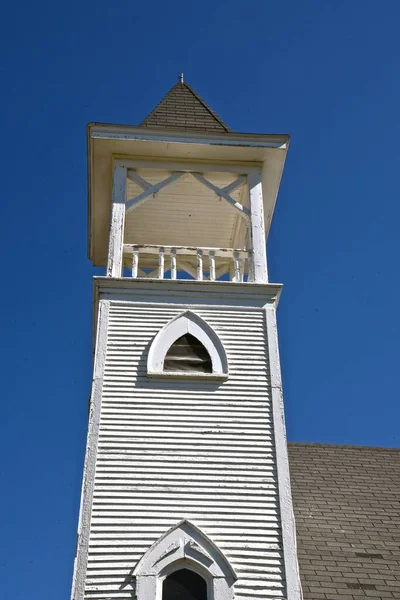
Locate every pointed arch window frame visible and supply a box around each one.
[147,311,229,379]
[133,519,236,600]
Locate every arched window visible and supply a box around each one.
[147,311,228,379]
[134,520,236,600]
[164,334,212,373]
[163,568,207,600]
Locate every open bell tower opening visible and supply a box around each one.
[71,77,302,600]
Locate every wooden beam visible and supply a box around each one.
[125,172,184,212]
[215,264,231,279]
[107,165,127,277]
[191,173,249,219]
[179,262,197,279]
[248,172,268,283]
[222,175,247,195]
[137,268,149,278]
[123,244,248,258]
[116,158,262,175]
[127,170,152,190]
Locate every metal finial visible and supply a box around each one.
[179,73,184,84]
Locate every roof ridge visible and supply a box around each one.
[288,441,400,451]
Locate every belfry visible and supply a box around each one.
[71,78,302,600]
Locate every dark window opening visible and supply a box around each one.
[163,568,207,600]
[164,334,212,373]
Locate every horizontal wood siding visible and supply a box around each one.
[125,171,241,249]
[84,302,286,599]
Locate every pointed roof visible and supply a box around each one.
[140,77,231,133]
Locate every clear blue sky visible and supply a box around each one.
[0,1,399,598]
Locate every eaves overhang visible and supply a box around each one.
[87,123,290,265]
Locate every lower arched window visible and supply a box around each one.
[163,568,207,600]
[134,520,236,600]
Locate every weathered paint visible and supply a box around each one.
[71,280,301,600]
[134,520,236,600]
[265,308,303,600]
[107,165,127,278]
[248,173,268,283]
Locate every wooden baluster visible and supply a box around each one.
[132,247,139,278]
[197,249,203,281]
[233,251,241,282]
[209,251,216,281]
[158,247,165,279]
[239,254,245,282]
[170,248,177,280]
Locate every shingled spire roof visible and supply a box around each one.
[140,76,231,133]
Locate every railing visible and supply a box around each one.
[123,245,252,282]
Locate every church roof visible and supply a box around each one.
[288,443,400,600]
[140,77,231,133]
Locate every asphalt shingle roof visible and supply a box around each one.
[288,443,400,600]
[140,80,230,132]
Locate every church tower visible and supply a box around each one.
[71,78,302,600]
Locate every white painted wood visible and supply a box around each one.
[70,300,110,600]
[122,245,249,282]
[117,158,262,175]
[239,257,245,282]
[124,244,248,259]
[107,165,127,278]
[158,247,165,280]
[209,251,216,281]
[248,173,268,283]
[95,129,287,149]
[192,173,250,219]
[95,278,282,311]
[134,520,236,600]
[221,175,247,195]
[265,308,303,600]
[126,172,184,212]
[170,248,177,280]
[233,251,241,283]
[138,267,150,278]
[125,169,239,251]
[78,295,287,600]
[142,268,159,279]
[131,247,139,279]
[213,264,230,280]
[196,249,203,281]
[88,130,288,268]
[127,169,152,190]
[247,250,255,283]
[147,311,228,377]
[74,281,292,600]
[179,262,198,280]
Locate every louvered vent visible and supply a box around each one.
[164,334,212,373]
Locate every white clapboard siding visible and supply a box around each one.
[83,304,286,600]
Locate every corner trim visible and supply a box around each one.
[264,307,303,600]
[70,300,110,600]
